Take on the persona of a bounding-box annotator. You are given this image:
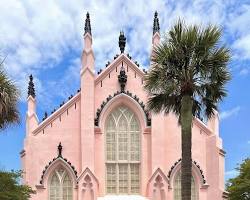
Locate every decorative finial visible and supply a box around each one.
[118,62,127,92]
[153,11,160,35]
[28,74,35,98]
[58,142,62,157]
[84,12,92,35]
[119,31,126,53]
[42,112,48,121]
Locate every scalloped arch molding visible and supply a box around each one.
[94,90,151,127]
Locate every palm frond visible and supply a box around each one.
[144,20,231,120]
[0,65,20,130]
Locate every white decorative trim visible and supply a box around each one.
[80,66,95,77]
[83,32,92,40]
[27,95,36,102]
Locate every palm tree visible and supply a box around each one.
[0,61,20,130]
[144,20,231,200]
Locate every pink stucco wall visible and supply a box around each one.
[22,30,227,200]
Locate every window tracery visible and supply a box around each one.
[106,106,140,194]
[49,168,73,200]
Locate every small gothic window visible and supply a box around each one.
[49,168,73,200]
[174,171,198,200]
[105,106,140,194]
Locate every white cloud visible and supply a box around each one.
[225,169,239,180]
[229,4,250,60]
[227,4,250,36]
[233,34,250,60]
[0,0,166,104]
[220,106,241,120]
[239,68,249,76]
[0,0,247,107]
[36,57,81,111]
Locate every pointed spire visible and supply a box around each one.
[58,142,62,157]
[119,31,126,53]
[84,12,92,35]
[153,11,160,35]
[28,74,35,98]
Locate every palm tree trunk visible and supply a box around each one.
[181,95,193,200]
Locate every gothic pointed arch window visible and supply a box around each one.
[174,170,198,200]
[49,167,73,200]
[105,106,140,194]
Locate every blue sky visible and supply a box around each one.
[0,0,250,182]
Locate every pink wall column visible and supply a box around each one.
[206,134,221,199]
[80,31,95,172]
[151,32,160,52]
[94,129,105,196]
[151,112,167,172]
[141,130,151,196]
[24,93,39,186]
[26,96,39,136]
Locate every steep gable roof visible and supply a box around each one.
[95,53,146,85]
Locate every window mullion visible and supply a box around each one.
[116,121,119,194]
[128,117,131,163]
[128,163,131,194]
[60,181,63,200]
[116,163,119,194]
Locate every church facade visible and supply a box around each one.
[21,12,227,200]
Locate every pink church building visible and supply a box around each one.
[21,12,228,200]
